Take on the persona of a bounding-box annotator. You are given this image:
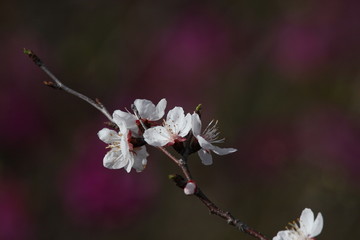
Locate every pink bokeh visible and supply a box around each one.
[60,124,159,228]
[237,121,297,174]
[295,107,360,178]
[272,21,331,77]
[132,10,234,109]
[0,177,34,240]
[271,0,360,79]
[0,33,47,148]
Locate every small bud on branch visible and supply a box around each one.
[184,181,197,195]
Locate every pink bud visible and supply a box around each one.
[184,181,197,195]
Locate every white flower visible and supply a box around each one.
[273,208,323,240]
[191,113,237,165]
[113,98,167,136]
[143,107,192,147]
[97,113,148,173]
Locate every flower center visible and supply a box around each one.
[105,132,124,151]
[106,141,121,151]
[286,220,313,240]
[163,119,178,136]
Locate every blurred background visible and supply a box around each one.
[1,0,360,239]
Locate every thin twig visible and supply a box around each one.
[170,174,269,240]
[23,48,113,122]
[196,189,268,240]
[158,147,193,180]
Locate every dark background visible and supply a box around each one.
[1,0,360,239]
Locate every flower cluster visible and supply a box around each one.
[273,208,323,240]
[97,98,237,173]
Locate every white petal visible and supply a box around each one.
[153,98,167,120]
[113,110,139,134]
[166,107,185,133]
[273,230,293,240]
[197,135,237,155]
[272,235,281,240]
[134,99,155,118]
[197,135,215,150]
[134,99,166,121]
[198,149,213,165]
[191,113,202,136]
[97,128,120,144]
[178,113,192,137]
[103,151,127,169]
[272,231,283,240]
[300,208,314,236]
[125,156,134,173]
[310,212,323,237]
[143,126,172,146]
[111,115,129,136]
[103,151,117,168]
[132,146,149,172]
[112,111,125,127]
[120,133,130,155]
[167,106,184,121]
[134,98,167,121]
[211,145,237,155]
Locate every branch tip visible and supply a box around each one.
[23,48,32,55]
[23,48,43,67]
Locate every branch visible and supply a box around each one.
[158,147,193,181]
[23,48,113,122]
[25,49,269,240]
[169,174,269,240]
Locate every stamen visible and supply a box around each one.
[285,218,309,240]
[202,119,225,143]
[106,141,121,151]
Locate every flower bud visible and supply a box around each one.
[184,181,197,195]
